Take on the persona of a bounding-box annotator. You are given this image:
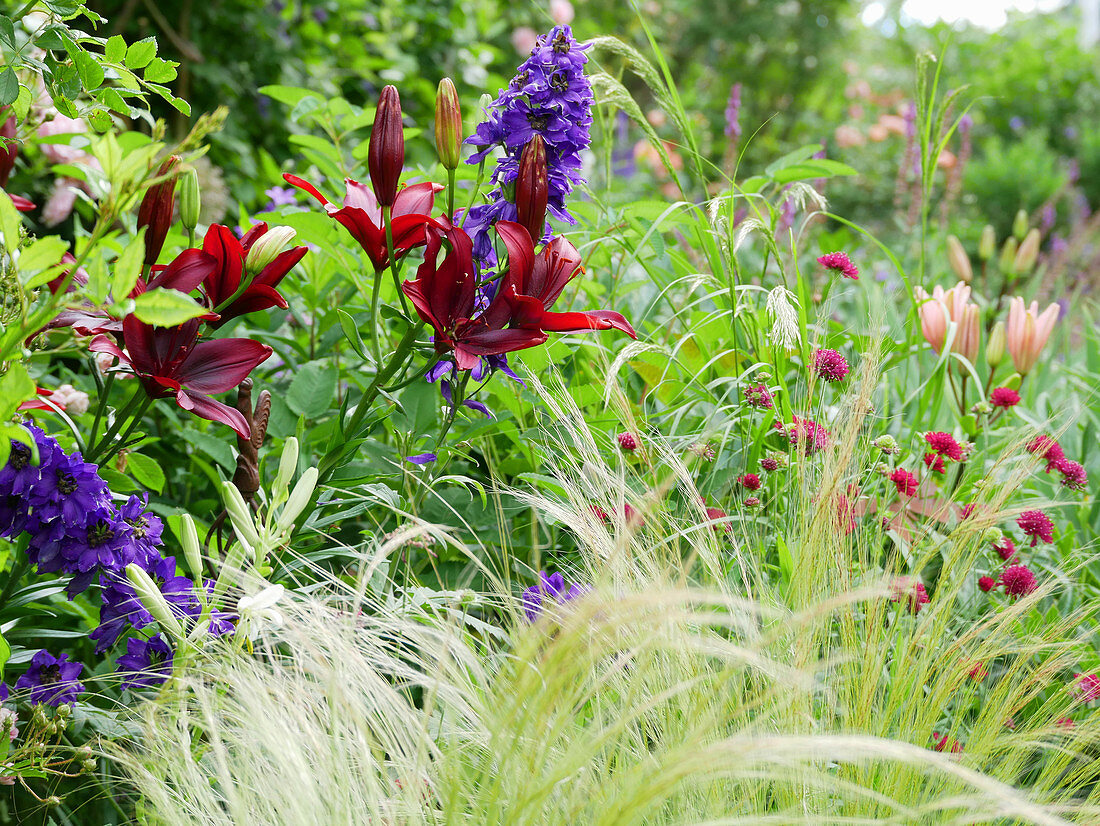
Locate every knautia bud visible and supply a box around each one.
[873,434,900,455]
[978,224,996,261]
[946,235,972,283]
[0,113,17,188]
[179,513,204,582]
[126,563,185,642]
[368,85,404,207]
[515,134,549,244]
[874,462,890,476]
[274,436,299,496]
[178,166,200,231]
[434,78,462,170]
[222,481,260,551]
[986,320,1006,368]
[999,236,1018,275]
[276,466,318,533]
[971,400,992,415]
[1013,228,1040,273]
[244,226,297,276]
[1012,209,1029,240]
[982,527,1004,545]
[137,155,181,267]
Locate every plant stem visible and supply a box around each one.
[87,385,148,463]
[382,205,410,316]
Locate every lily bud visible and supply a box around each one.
[274,436,299,496]
[1012,208,1029,240]
[999,236,1018,275]
[222,480,260,551]
[1013,228,1040,273]
[276,467,318,533]
[244,226,297,276]
[179,513,203,581]
[515,135,549,244]
[137,155,181,267]
[126,563,185,642]
[434,78,462,170]
[179,166,201,232]
[0,113,17,188]
[368,85,404,207]
[986,320,1005,368]
[945,235,971,283]
[978,224,996,261]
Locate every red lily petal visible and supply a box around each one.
[121,315,165,376]
[175,388,252,439]
[330,205,388,269]
[145,248,219,295]
[530,235,584,307]
[50,308,121,336]
[239,222,270,252]
[283,173,330,206]
[536,309,637,338]
[343,178,381,221]
[88,334,130,366]
[483,221,535,329]
[393,181,443,217]
[202,224,245,306]
[177,337,272,394]
[11,194,34,212]
[216,285,289,322]
[255,245,308,288]
[454,327,547,369]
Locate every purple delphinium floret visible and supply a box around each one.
[15,650,85,707]
[521,570,586,622]
[116,634,173,690]
[119,494,164,570]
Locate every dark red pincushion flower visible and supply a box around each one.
[969,662,987,680]
[1072,673,1100,702]
[891,578,929,614]
[1057,459,1088,491]
[284,173,442,271]
[744,383,774,409]
[978,575,996,592]
[705,506,731,533]
[617,432,638,451]
[737,473,762,491]
[760,457,780,472]
[818,251,858,280]
[783,415,829,454]
[925,431,963,461]
[1016,509,1053,546]
[889,468,918,496]
[993,536,1017,561]
[932,731,962,753]
[812,348,850,382]
[960,503,977,519]
[923,452,945,474]
[990,387,1020,408]
[1026,435,1064,472]
[89,316,272,438]
[201,223,307,327]
[1000,563,1037,597]
[743,496,761,508]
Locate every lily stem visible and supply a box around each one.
[382,205,410,317]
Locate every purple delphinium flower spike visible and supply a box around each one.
[15,650,85,707]
[406,453,437,465]
[116,634,173,690]
[521,570,586,622]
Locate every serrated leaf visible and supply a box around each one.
[286,361,337,419]
[111,227,145,299]
[132,288,209,326]
[0,18,15,50]
[0,362,35,420]
[88,107,112,132]
[12,83,32,122]
[63,33,105,90]
[17,236,69,288]
[0,68,18,107]
[142,57,177,83]
[105,34,126,63]
[125,37,157,70]
[100,87,131,115]
[125,451,165,493]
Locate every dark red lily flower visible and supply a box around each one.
[88,316,271,438]
[284,173,442,271]
[369,85,404,207]
[201,223,307,327]
[137,155,180,267]
[401,226,547,370]
[5,187,34,212]
[493,222,636,337]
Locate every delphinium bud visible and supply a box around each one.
[515,134,549,244]
[178,166,201,232]
[368,85,405,207]
[137,155,181,267]
[434,78,462,171]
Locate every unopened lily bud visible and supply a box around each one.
[999,236,1018,274]
[368,85,404,207]
[178,167,200,232]
[179,513,203,580]
[946,235,972,283]
[137,155,181,267]
[434,78,462,170]
[126,563,185,642]
[274,436,299,495]
[0,113,17,188]
[244,226,297,276]
[986,320,1005,367]
[1012,208,1029,240]
[276,467,318,533]
[222,481,260,550]
[1013,228,1040,273]
[978,224,996,261]
[515,134,548,244]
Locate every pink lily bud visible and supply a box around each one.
[0,113,17,188]
[368,85,404,208]
[137,155,181,267]
[1006,296,1059,375]
[434,78,462,171]
[515,135,548,244]
[914,286,949,354]
[955,303,981,364]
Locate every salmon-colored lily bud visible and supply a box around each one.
[1006,296,1059,375]
[914,281,970,354]
[368,85,404,208]
[955,303,981,364]
[515,135,548,245]
[434,78,462,171]
[1013,228,1040,274]
[137,155,181,267]
[946,234,972,283]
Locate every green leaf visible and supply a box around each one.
[17,236,69,284]
[125,37,157,70]
[63,34,105,90]
[111,227,146,299]
[142,57,177,83]
[180,427,235,472]
[257,84,317,107]
[0,17,15,50]
[0,189,22,254]
[99,467,139,493]
[100,87,131,115]
[131,288,209,326]
[105,34,126,63]
[764,144,825,178]
[286,360,338,419]
[770,160,857,185]
[0,632,9,682]
[126,451,165,493]
[0,67,18,107]
[0,362,35,420]
[337,310,372,362]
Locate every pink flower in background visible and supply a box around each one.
[549,0,575,24]
[41,177,79,226]
[817,251,859,280]
[1006,296,1059,375]
[1072,673,1100,702]
[511,26,538,54]
[913,282,970,354]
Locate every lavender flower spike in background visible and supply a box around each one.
[521,570,586,622]
[724,82,742,139]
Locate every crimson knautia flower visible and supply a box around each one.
[705,506,731,533]
[284,173,442,271]
[990,387,1020,409]
[15,650,84,707]
[924,431,963,461]
[890,577,929,614]
[1072,673,1100,703]
[90,316,272,439]
[812,348,849,382]
[1017,509,1053,546]
[1025,435,1064,471]
[743,495,762,508]
[780,415,830,454]
[890,468,918,496]
[737,473,762,491]
[932,731,962,753]
[1000,563,1037,597]
[521,570,586,622]
[978,575,996,592]
[994,536,1017,561]
[200,223,308,327]
[969,662,987,680]
[1058,460,1088,491]
[923,452,945,474]
[760,456,780,472]
[617,432,638,451]
[116,635,173,691]
[744,383,774,409]
[817,251,859,280]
